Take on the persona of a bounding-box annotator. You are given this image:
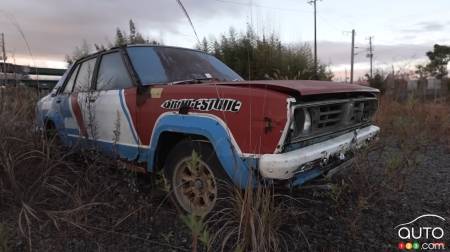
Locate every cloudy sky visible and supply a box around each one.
[1,0,449,79]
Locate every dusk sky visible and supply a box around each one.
[1,0,449,80]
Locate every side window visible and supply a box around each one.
[63,64,80,94]
[73,58,96,92]
[96,52,133,90]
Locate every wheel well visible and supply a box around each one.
[45,119,55,130]
[154,132,209,172]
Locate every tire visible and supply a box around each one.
[163,139,231,216]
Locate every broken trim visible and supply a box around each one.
[259,125,380,180]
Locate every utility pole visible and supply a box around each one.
[350,29,355,84]
[367,36,374,79]
[308,0,320,80]
[1,33,6,86]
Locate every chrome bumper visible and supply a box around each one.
[259,125,380,180]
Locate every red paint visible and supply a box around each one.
[70,94,87,137]
[214,80,379,96]
[122,80,378,154]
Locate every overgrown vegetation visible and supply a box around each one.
[66,19,159,64]
[67,22,332,81]
[0,87,448,251]
[200,27,333,80]
[416,44,450,79]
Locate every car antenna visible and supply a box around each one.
[175,0,201,46]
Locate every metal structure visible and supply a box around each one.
[308,0,321,79]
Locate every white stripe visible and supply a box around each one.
[120,89,141,145]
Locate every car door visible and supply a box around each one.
[71,57,97,141]
[54,63,81,144]
[90,51,140,160]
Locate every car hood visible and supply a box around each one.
[213,80,379,96]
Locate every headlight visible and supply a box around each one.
[291,108,311,137]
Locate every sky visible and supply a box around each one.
[1,0,449,80]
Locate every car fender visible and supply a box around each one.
[146,112,255,188]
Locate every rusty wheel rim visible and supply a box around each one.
[173,157,217,216]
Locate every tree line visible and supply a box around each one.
[198,27,332,80]
[66,20,333,81]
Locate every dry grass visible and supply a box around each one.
[0,87,183,251]
[327,95,450,238]
[0,86,448,251]
[0,87,112,249]
[205,181,298,252]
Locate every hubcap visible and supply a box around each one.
[173,156,217,216]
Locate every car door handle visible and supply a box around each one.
[56,99,61,104]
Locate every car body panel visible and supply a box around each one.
[36,45,380,189]
[213,80,379,96]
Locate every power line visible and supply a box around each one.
[176,0,201,45]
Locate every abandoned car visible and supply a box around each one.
[36,45,380,215]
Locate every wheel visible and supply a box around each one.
[164,139,231,216]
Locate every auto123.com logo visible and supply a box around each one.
[395,214,447,250]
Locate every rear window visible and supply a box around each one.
[96,52,133,90]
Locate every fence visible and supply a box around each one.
[385,75,449,102]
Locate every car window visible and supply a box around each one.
[73,58,96,92]
[126,47,243,85]
[126,47,167,84]
[63,64,80,94]
[96,52,133,90]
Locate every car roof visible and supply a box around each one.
[75,44,206,64]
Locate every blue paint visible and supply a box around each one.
[39,101,323,188]
[290,168,323,187]
[64,135,140,161]
[146,113,254,188]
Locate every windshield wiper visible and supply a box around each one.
[169,77,216,85]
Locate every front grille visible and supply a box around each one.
[311,103,344,129]
[290,97,377,142]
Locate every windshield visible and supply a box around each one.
[126,46,243,85]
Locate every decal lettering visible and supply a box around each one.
[161,98,242,112]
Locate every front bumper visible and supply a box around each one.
[259,125,380,180]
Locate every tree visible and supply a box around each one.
[65,40,91,65]
[416,44,450,79]
[128,19,147,44]
[115,28,127,46]
[201,26,333,80]
[113,19,158,46]
[66,19,160,63]
[365,71,386,94]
